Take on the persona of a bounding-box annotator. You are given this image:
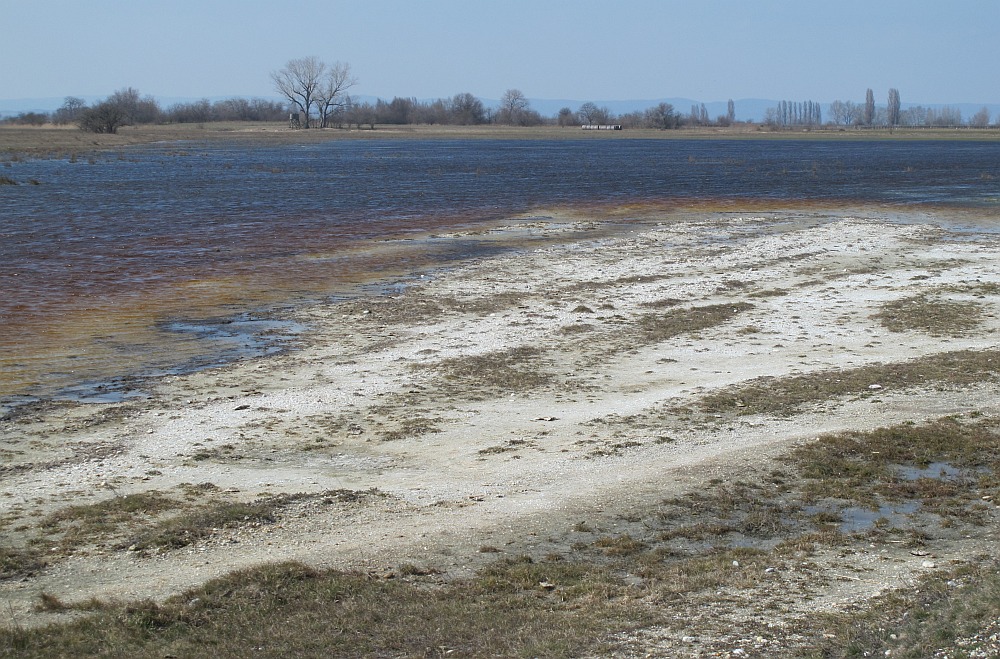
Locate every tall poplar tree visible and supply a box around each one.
[864,88,875,126]
[887,88,901,128]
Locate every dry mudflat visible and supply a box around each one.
[3,205,1000,655]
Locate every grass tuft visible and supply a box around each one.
[125,500,278,551]
[699,348,1000,417]
[636,302,754,344]
[874,294,985,336]
[430,346,552,396]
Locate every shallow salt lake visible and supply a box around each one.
[2,138,999,409]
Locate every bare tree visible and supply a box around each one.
[887,88,901,129]
[271,56,327,128]
[577,102,599,124]
[497,89,530,125]
[315,62,357,128]
[830,100,862,126]
[450,93,486,125]
[864,88,875,126]
[970,107,991,128]
[78,97,128,133]
[77,87,156,133]
[53,97,87,125]
[348,101,377,129]
[577,102,613,125]
[644,102,678,129]
[726,99,736,124]
[557,107,578,127]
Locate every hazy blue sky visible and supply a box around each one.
[2,0,997,105]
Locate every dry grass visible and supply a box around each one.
[124,500,278,551]
[785,416,1000,520]
[379,416,443,441]
[635,303,754,345]
[0,546,47,581]
[429,346,553,398]
[4,415,1000,657]
[803,562,1000,658]
[698,348,1000,417]
[0,560,633,658]
[874,294,985,336]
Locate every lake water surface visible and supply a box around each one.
[2,138,999,409]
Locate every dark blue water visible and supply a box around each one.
[2,138,999,407]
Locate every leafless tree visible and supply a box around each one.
[829,100,862,126]
[969,107,991,128]
[53,97,86,125]
[347,101,377,129]
[726,99,736,124]
[77,87,157,133]
[557,107,578,127]
[644,103,678,129]
[450,93,486,125]
[271,56,327,128]
[578,102,613,125]
[315,62,357,128]
[497,89,531,125]
[864,88,875,126]
[78,98,128,133]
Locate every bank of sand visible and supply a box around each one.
[3,207,1000,649]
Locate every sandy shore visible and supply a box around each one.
[3,206,1000,648]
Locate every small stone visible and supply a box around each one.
[869,384,883,390]
[681,636,697,643]
[732,560,740,567]
[922,560,937,569]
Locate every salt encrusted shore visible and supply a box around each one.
[3,207,1000,640]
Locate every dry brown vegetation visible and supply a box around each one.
[4,414,999,657]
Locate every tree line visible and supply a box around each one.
[2,58,995,132]
[1,89,288,132]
